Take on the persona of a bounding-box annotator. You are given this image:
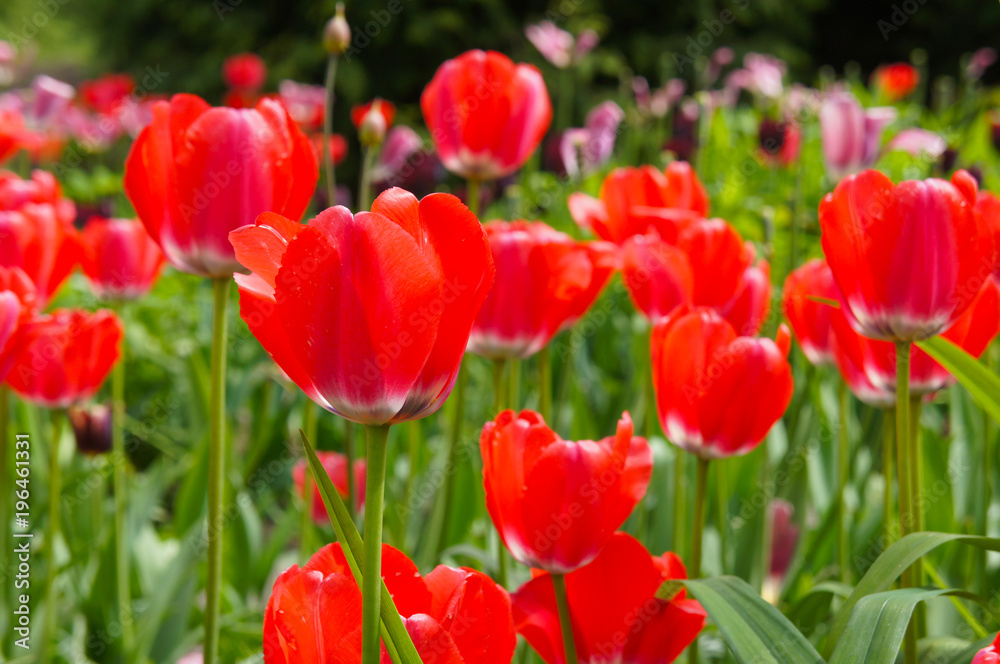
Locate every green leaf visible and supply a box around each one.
[828,588,979,664]
[682,576,824,664]
[824,532,1000,658]
[916,336,1000,426]
[300,430,422,664]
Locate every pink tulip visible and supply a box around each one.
[887,128,947,160]
[819,90,897,180]
[560,100,624,178]
[525,21,598,69]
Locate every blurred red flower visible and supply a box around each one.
[79,217,165,301]
[292,451,366,524]
[223,53,267,91]
[0,266,36,382]
[873,62,919,101]
[782,258,840,366]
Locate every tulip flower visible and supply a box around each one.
[622,219,771,335]
[0,109,25,165]
[782,258,840,366]
[568,162,709,246]
[819,169,993,343]
[79,217,166,301]
[886,128,947,160]
[223,53,267,92]
[0,266,36,381]
[633,77,686,118]
[829,309,895,408]
[819,91,897,181]
[525,21,598,69]
[468,221,616,360]
[263,542,516,664]
[651,306,793,459]
[725,53,786,99]
[762,499,800,605]
[758,118,801,166]
[560,101,624,179]
[973,633,1000,664]
[873,62,919,101]
[279,79,326,132]
[124,93,318,280]
[308,133,348,166]
[6,308,122,408]
[80,74,135,115]
[292,451,366,524]
[68,403,113,456]
[481,410,652,573]
[421,50,552,182]
[512,532,705,664]
[351,98,395,147]
[976,190,1000,280]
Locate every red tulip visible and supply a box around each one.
[512,532,705,664]
[229,187,494,425]
[0,109,26,165]
[351,99,396,130]
[651,306,793,458]
[0,169,76,225]
[0,266,36,382]
[873,63,919,101]
[223,53,267,91]
[819,169,994,342]
[79,217,166,300]
[5,309,123,408]
[976,190,1000,280]
[481,410,652,573]
[124,94,318,279]
[621,219,771,335]
[973,633,1000,664]
[467,221,616,360]
[309,133,348,166]
[421,50,552,180]
[263,542,516,664]
[568,162,709,245]
[80,74,136,115]
[782,258,840,366]
[758,118,801,166]
[292,451,366,524]
[829,308,895,408]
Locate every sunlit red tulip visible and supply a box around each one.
[0,169,76,225]
[568,162,709,245]
[973,632,1000,664]
[622,219,771,335]
[758,118,801,166]
[977,190,1000,279]
[873,63,919,101]
[124,94,318,279]
[819,91,896,180]
[292,451,366,524]
[223,53,267,91]
[829,308,895,408]
[651,306,793,458]
[512,532,705,664]
[79,217,165,300]
[263,542,516,664]
[0,266,36,381]
[819,169,994,342]
[230,188,494,425]
[782,259,840,366]
[481,410,651,573]
[421,50,552,180]
[468,221,615,360]
[6,308,123,408]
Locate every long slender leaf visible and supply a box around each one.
[300,430,422,664]
[682,576,824,664]
[917,336,1000,426]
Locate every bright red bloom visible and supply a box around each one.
[124,94,318,279]
[782,258,840,366]
[309,133,348,165]
[0,171,80,308]
[468,221,616,359]
[6,309,123,408]
[351,99,396,131]
[873,63,919,101]
[79,217,165,300]
[829,308,895,408]
[512,532,705,664]
[819,169,993,342]
[421,50,552,180]
[230,188,494,425]
[80,74,136,114]
[481,410,652,574]
[0,266,36,382]
[973,632,1000,664]
[263,542,516,664]
[976,190,1000,280]
[223,53,267,91]
[651,306,793,459]
[0,109,26,165]
[621,220,771,335]
[568,162,709,246]
[292,451,366,524]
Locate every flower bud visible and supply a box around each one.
[324,3,351,56]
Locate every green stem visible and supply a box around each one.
[362,424,391,664]
[673,450,687,560]
[538,347,551,422]
[204,278,230,664]
[300,399,318,560]
[910,395,925,639]
[716,459,728,574]
[551,573,578,664]
[883,408,896,543]
[435,367,466,558]
[358,145,377,211]
[688,456,709,664]
[111,315,133,657]
[838,380,851,583]
[44,411,64,661]
[467,178,481,218]
[345,421,355,518]
[981,347,994,595]
[508,359,521,411]
[493,359,506,415]
[323,54,340,206]
[895,341,916,664]
[402,420,419,547]
[558,67,574,130]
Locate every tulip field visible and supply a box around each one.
[4,6,1000,664]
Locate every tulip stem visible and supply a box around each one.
[359,145,377,211]
[493,359,506,414]
[204,278,230,664]
[345,420,355,518]
[551,573,579,664]
[538,346,552,422]
[435,367,466,559]
[673,450,687,563]
[300,398,318,560]
[111,310,134,657]
[883,408,896,542]
[43,411,64,662]
[837,380,851,584]
[689,456,709,664]
[895,341,916,664]
[324,54,340,206]
[466,178,481,218]
[362,423,391,664]
[909,395,925,638]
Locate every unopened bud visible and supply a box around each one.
[359,104,388,147]
[324,3,351,55]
